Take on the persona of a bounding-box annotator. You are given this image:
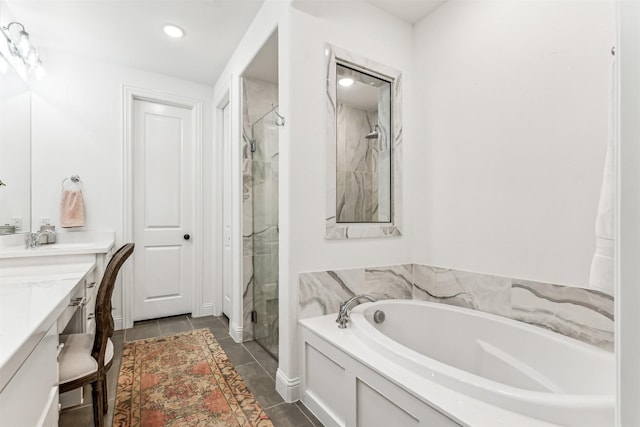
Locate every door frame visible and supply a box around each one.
[216,88,232,318]
[122,85,203,329]
[215,77,244,342]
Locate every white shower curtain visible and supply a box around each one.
[589,59,616,295]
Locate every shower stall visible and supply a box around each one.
[248,106,280,358]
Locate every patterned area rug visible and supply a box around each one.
[113,329,273,427]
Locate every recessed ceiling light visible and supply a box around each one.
[338,78,354,87]
[163,24,184,38]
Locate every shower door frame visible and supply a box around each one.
[249,106,280,359]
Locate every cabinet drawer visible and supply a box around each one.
[57,280,86,334]
[85,282,98,334]
[0,324,58,427]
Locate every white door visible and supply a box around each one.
[133,99,194,321]
[222,101,232,317]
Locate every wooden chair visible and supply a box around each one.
[58,243,134,427]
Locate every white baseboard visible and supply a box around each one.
[229,321,243,343]
[276,369,300,403]
[199,303,214,317]
[114,316,123,331]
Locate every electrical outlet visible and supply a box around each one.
[11,217,22,231]
[40,217,50,225]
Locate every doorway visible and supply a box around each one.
[239,30,279,358]
[124,89,203,325]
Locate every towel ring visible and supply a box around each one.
[62,175,83,191]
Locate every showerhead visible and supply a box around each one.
[366,125,380,139]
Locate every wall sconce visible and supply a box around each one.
[0,22,44,78]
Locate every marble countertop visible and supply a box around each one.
[0,231,115,259]
[0,261,96,392]
[0,262,95,390]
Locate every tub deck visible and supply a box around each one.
[299,300,614,427]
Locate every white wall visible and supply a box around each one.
[281,0,414,398]
[412,0,616,287]
[29,48,216,320]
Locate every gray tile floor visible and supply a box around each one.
[59,315,322,427]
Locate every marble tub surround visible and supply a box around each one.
[299,264,413,319]
[510,280,614,351]
[412,265,512,316]
[412,265,614,350]
[325,43,402,239]
[299,263,614,350]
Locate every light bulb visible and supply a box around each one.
[163,24,184,38]
[338,78,354,87]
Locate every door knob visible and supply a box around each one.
[184,234,191,240]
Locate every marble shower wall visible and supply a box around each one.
[299,264,614,350]
[336,103,380,222]
[242,77,278,341]
[377,84,391,222]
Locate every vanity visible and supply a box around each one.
[0,232,114,426]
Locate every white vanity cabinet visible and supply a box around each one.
[0,264,96,427]
[0,325,59,427]
[0,232,115,421]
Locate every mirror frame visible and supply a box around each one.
[325,43,402,239]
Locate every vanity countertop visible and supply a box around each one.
[0,260,96,392]
[0,231,115,259]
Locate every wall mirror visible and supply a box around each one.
[325,44,402,239]
[0,53,32,234]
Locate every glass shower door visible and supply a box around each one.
[251,107,279,358]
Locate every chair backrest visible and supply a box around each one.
[91,243,134,366]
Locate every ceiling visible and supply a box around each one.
[5,0,445,86]
[366,0,446,24]
[5,0,265,85]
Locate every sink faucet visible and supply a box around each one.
[25,229,57,248]
[25,233,37,249]
[336,294,377,329]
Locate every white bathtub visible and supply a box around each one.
[299,300,614,427]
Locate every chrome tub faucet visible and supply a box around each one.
[336,294,377,329]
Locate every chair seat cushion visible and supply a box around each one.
[59,334,114,384]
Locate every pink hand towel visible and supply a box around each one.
[60,189,85,227]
